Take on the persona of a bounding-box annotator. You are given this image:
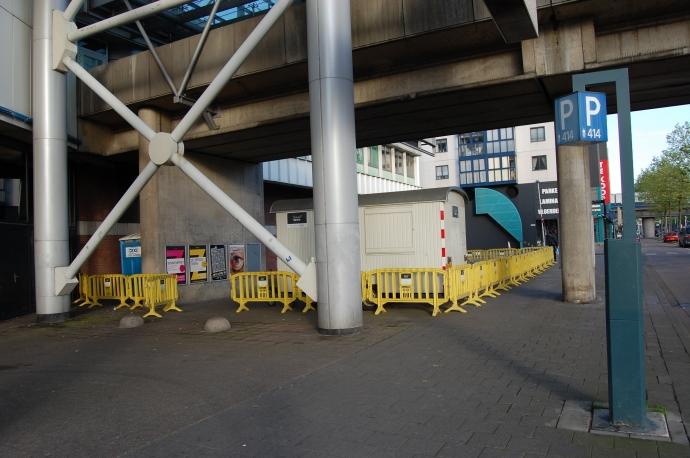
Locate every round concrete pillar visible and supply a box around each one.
[557,144,596,303]
[642,217,656,239]
[138,108,164,274]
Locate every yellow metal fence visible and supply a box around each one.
[73,273,181,319]
[75,249,552,318]
[230,271,314,314]
[229,248,553,316]
[363,247,554,316]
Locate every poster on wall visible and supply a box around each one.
[209,244,227,281]
[165,245,187,285]
[189,245,208,284]
[228,244,245,275]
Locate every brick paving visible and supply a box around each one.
[1,241,690,457]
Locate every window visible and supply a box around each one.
[406,154,415,178]
[394,150,404,175]
[437,138,448,153]
[436,165,449,180]
[459,132,485,157]
[355,148,364,165]
[532,155,547,171]
[382,146,392,172]
[485,127,514,154]
[368,146,379,168]
[530,126,545,142]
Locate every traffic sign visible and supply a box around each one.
[555,91,608,145]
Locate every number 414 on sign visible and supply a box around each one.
[555,91,608,145]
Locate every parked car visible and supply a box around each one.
[679,228,690,247]
[663,231,679,243]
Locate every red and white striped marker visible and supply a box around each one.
[440,203,447,269]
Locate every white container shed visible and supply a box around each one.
[270,187,468,271]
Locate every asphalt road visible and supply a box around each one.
[641,238,690,308]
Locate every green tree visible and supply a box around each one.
[636,157,690,232]
[663,122,690,173]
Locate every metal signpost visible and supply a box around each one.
[556,69,648,429]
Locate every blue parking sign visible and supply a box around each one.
[555,91,608,145]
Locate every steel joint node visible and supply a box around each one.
[52,10,77,73]
[149,132,183,165]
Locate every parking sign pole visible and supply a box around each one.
[569,69,647,428]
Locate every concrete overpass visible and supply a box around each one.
[77,0,690,162]
[605,201,690,238]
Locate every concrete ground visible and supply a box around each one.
[1,239,690,457]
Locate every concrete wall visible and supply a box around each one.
[515,122,557,184]
[139,152,264,304]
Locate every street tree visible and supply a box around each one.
[636,156,690,232]
[663,122,690,173]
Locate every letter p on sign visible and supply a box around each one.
[559,99,574,131]
[585,96,601,126]
[555,91,608,145]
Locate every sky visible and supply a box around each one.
[606,104,690,194]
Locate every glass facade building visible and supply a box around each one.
[458,128,516,187]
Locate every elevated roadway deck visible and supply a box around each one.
[78,0,690,162]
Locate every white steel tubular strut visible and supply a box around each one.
[63,56,156,141]
[171,0,294,142]
[65,161,159,280]
[178,0,222,97]
[69,0,190,42]
[171,153,307,275]
[124,0,179,97]
[63,0,85,22]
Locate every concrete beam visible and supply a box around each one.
[483,0,538,43]
[76,13,690,159]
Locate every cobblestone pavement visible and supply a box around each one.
[1,242,689,457]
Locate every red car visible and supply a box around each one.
[663,232,679,243]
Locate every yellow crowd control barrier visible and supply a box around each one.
[465,248,520,263]
[72,273,91,307]
[362,268,449,317]
[142,275,182,318]
[73,273,181,318]
[362,247,554,317]
[123,274,149,311]
[447,247,553,314]
[230,271,314,314]
[85,274,130,309]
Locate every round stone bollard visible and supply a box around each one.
[204,317,231,333]
[119,314,144,329]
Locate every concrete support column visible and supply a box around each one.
[33,0,70,321]
[557,144,596,303]
[138,108,167,274]
[307,0,362,334]
[642,217,656,239]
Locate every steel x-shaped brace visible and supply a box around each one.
[53,0,317,300]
